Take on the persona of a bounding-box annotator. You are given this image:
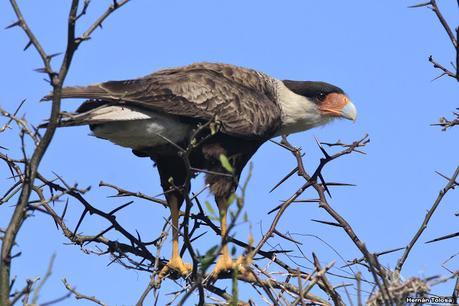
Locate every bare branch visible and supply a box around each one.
[62,278,107,306]
[7,0,53,76]
[429,0,457,49]
[396,166,459,272]
[431,108,459,130]
[31,253,56,304]
[0,2,133,303]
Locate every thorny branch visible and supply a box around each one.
[2,1,459,305]
[2,104,374,305]
[62,278,107,306]
[0,1,131,305]
[411,0,459,130]
[409,1,459,300]
[5,104,456,304]
[395,167,459,273]
[431,108,459,131]
[410,0,458,81]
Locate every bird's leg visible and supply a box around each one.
[205,144,261,279]
[211,195,234,277]
[158,192,192,279]
[210,195,255,281]
[155,155,192,279]
[167,193,192,274]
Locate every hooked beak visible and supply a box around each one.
[340,99,357,122]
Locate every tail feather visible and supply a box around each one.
[41,84,109,101]
[38,112,92,129]
[38,105,154,128]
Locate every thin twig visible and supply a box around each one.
[62,278,107,306]
[396,167,459,272]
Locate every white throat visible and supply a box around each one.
[273,80,332,136]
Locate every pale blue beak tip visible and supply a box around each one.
[341,101,357,122]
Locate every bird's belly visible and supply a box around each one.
[92,115,191,149]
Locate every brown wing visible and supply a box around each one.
[49,63,282,138]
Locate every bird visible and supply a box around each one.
[42,62,357,278]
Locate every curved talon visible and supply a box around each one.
[158,257,192,282]
[210,254,234,279]
[234,256,256,282]
[210,255,255,281]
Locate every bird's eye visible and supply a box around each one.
[318,92,326,101]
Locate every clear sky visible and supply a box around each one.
[1,1,459,305]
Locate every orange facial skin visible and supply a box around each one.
[319,93,350,117]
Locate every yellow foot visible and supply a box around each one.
[210,255,234,279]
[209,255,256,281]
[233,256,256,282]
[158,257,192,280]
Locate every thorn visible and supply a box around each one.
[108,201,133,215]
[321,182,356,187]
[269,138,292,150]
[341,247,405,268]
[425,231,459,244]
[318,173,331,197]
[107,256,118,267]
[138,258,147,266]
[314,136,330,159]
[293,198,321,203]
[311,219,343,227]
[46,52,62,60]
[269,166,298,193]
[84,225,114,245]
[312,252,320,265]
[130,237,135,248]
[61,198,69,219]
[5,20,21,29]
[269,249,293,254]
[431,72,447,81]
[11,252,22,260]
[267,203,282,215]
[189,231,207,243]
[52,217,59,230]
[23,40,32,51]
[353,149,367,155]
[34,68,48,74]
[73,208,88,238]
[374,246,406,257]
[11,99,27,117]
[52,171,72,190]
[48,183,54,199]
[408,1,432,8]
[435,171,450,181]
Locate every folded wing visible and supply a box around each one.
[45,62,282,138]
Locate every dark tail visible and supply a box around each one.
[41,85,108,101]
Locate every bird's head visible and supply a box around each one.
[274,80,357,136]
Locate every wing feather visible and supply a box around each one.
[47,63,282,138]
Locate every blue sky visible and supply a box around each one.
[1,0,459,305]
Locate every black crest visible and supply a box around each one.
[282,80,345,102]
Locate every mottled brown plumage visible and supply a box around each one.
[52,62,282,138]
[43,62,356,278]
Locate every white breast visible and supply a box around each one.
[90,106,191,149]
